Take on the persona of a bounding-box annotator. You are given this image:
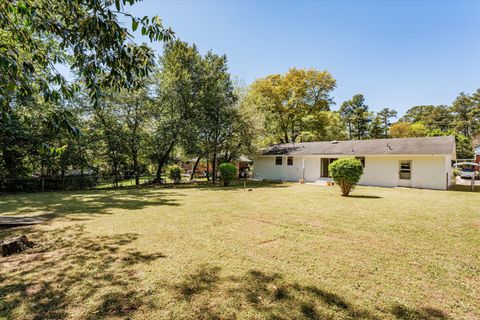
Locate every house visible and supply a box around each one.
[253,136,456,190]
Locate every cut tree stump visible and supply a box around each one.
[0,235,34,257]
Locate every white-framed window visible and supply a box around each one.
[275,156,283,165]
[399,160,411,180]
[287,156,293,166]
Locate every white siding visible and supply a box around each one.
[254,154,451,190]
[253,156,320,181]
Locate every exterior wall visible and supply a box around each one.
[253,155,320,181]
[254,154,450,190]
[359,155,448,189]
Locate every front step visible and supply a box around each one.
[313,178,333,186]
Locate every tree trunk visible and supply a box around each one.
[113,154,118,188]
[212,151,217,184]
[61,166,65,191]
[0,235,34,257]
[155,140,175,182]
[190,156,201,181]
[132,147,139,186]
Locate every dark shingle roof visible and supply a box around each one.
[259,136,456,157]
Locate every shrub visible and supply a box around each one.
[218,163,237,186]
[453,167,461,177]
[166,165,182,183]
[328,158,364,196]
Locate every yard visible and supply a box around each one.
[0,183,479,320]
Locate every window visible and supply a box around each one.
[355,156,365,168]
[275,156,283,165]
[287,156,293,166]
[399,160,411,180]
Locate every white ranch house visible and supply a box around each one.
[253,136,456,190]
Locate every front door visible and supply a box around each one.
[321,158,338,177]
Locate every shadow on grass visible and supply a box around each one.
[449,184,480,192]
[0,188,181,221]
[162,180,289,191]
[347,195,382,199]
[391,304,450,320]
[172,265,451,320]
[0,225,165,319]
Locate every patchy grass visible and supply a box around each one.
[0,182,479,319]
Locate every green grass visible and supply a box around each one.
[0,182,479,319]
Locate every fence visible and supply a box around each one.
[0,175,156,193]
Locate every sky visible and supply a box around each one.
[124,0,480,116]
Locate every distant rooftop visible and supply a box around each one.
[259,136,456,157]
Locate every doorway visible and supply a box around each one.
[321,158,337,178]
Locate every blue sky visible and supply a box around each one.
[125,0,480,116]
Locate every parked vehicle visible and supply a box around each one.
[454,162,479,180]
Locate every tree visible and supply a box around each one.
[250,68,336,143]
[400,105,435,123]
[299,111,347,142]
[102,86,153,185]
[0,0,173,110]
[377,108,397,137]
[151,40,203,182]
[389,122,428,138]
[340,94,371,140]
[91,98,129,187]
[199,52,238,184]
[328,158,364,196]
[368,115,384,139]
[451,92,478,137]
[428,130,474,159]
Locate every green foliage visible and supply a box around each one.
[0,0,173,109]
[451,92,478,137]
[328,159,364,196]
[339,94,372,140]
[218,163,237,186]
[389,122,428,138]
[166,165,182,183]
[428,130,474,159]
[250,68,337,143]
[377,107,397,137]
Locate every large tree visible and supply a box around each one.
[151,40,204,181]
[377,107,397,137]
[250,68,336,143]
[340,94,371,140]
[0,0,172,109]
[197,52,237,184]
[451,92,478,137]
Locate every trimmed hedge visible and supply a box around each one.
[219,163,237,186]
[328,158,364,196]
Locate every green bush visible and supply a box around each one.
[453,167,461,177]
[166,165,182,183]
[328,158,364,196]
[218,163,237,186]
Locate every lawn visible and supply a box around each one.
[0,182,479,320]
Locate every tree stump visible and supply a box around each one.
[0,235,34,257]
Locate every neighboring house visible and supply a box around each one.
[253,136,456,190]
[475,145,480,165]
